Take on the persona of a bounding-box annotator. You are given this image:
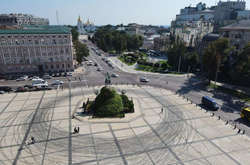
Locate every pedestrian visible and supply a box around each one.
[77,126,80,133]
[31,136,35,144]
[73,127,77,134]
[161,108,163,113]
[166,81,168,85]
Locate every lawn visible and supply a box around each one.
[118,56,136,66]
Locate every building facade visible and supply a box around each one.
[220,20,250,50]
[0,13,49,26]
[0,25,74,75]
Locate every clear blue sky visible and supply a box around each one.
[1,0,250,26]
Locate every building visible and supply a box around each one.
[77,16,86,35]
[173,20,214,47]
[237,10,250,20]
[0,13,49,26]
[175,2,215,25]
[0,25,74,75]
[77,16,96,34]
[220,20,250,50]
[153,33,171,51]
[214,0,246,24]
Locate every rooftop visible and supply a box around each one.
[220,20,250,31]
[0,25,71,35]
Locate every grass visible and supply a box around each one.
[118,56,136,66]
[209,83,250,103]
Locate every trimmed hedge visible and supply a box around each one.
[121,94,134,113]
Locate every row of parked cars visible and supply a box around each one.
[15,73,72,81]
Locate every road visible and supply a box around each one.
[0,40,249,136]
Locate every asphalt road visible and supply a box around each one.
[0,41,249,136]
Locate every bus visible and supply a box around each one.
[240,107,250,121]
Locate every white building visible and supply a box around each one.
[237,10,250,20]
[0,25,74,75]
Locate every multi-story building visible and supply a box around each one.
[172,20,214,47]
[220,20,250,50]
[153,33,171,51]
[214,0,246,25]
[237,10,250,20]
[0,25,74,75]
[0,13,49,26]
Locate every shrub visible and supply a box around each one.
[121,94,134,113]
[92,87,124,118]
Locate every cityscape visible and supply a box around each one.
[0,0,250,165]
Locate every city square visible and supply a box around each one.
[0,85,249,165]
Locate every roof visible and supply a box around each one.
[202,96,216,103]
[220,20,250,31]
[0,25,71,34]
[202,33,220,41]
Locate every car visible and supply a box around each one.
[97,68,104,71]
[0,91,5,94]
[67,72,73,76]
[0,86,12,92]
[43,75,52,79]
[140,77,149,83]
[15,87,28,92]
[111,73,119,78]
[24,85,33,89]
[29,76,40,80]
[16,77,26,81]
[51,80,64,86]
[35,86,53,91]
[32,79,48,87]
[201,96,219,111]
[94,62,98,66]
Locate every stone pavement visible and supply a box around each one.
[0,85,249,165]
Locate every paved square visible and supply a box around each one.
[0,85,249,165]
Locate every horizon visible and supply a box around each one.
[2,0,249,26]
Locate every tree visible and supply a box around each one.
[74,41,89,64]
[71,27,79,42]
[167,42,186,71]
[230,43,250,86]
[203,38,231,82]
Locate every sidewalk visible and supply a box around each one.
[109,56,192,77]
[211,81,250,96]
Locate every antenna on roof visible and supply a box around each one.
[56,10,60,25]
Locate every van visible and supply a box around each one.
[240,107,250,121]
[201,96,219,110]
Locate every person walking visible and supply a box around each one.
[161,107,163,113]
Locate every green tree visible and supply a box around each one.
[71,27,79,42]
[203,38,232,82]
[74,41,89,64]
[230,43,250,86]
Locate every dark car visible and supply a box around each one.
[15,87,28,92]
[0,86,13,92]
[24,85,33,89]
[201,96,219,111]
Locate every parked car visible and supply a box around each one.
[51,80,64,86]
[16,77,26,81]
[43,75,52,79]
[67,72,73,76]
[201,96,219,111]
[29,76,40,80]
[35,86,53,91]
[15,87,28,92]
[111,73,119,78]
[24,85,33,89]
[32,79,48,87]
[0,91,5,94]
[140,77,149,83]
[0,86,13,92]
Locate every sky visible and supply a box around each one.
[1,0,250,26]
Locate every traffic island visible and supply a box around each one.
[82,86,134,118]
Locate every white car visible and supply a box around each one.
[140,77,149,83]
[67,72,73,76]
[111,73,119,78]
[32,79,48,87]
[51,80,64,86]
